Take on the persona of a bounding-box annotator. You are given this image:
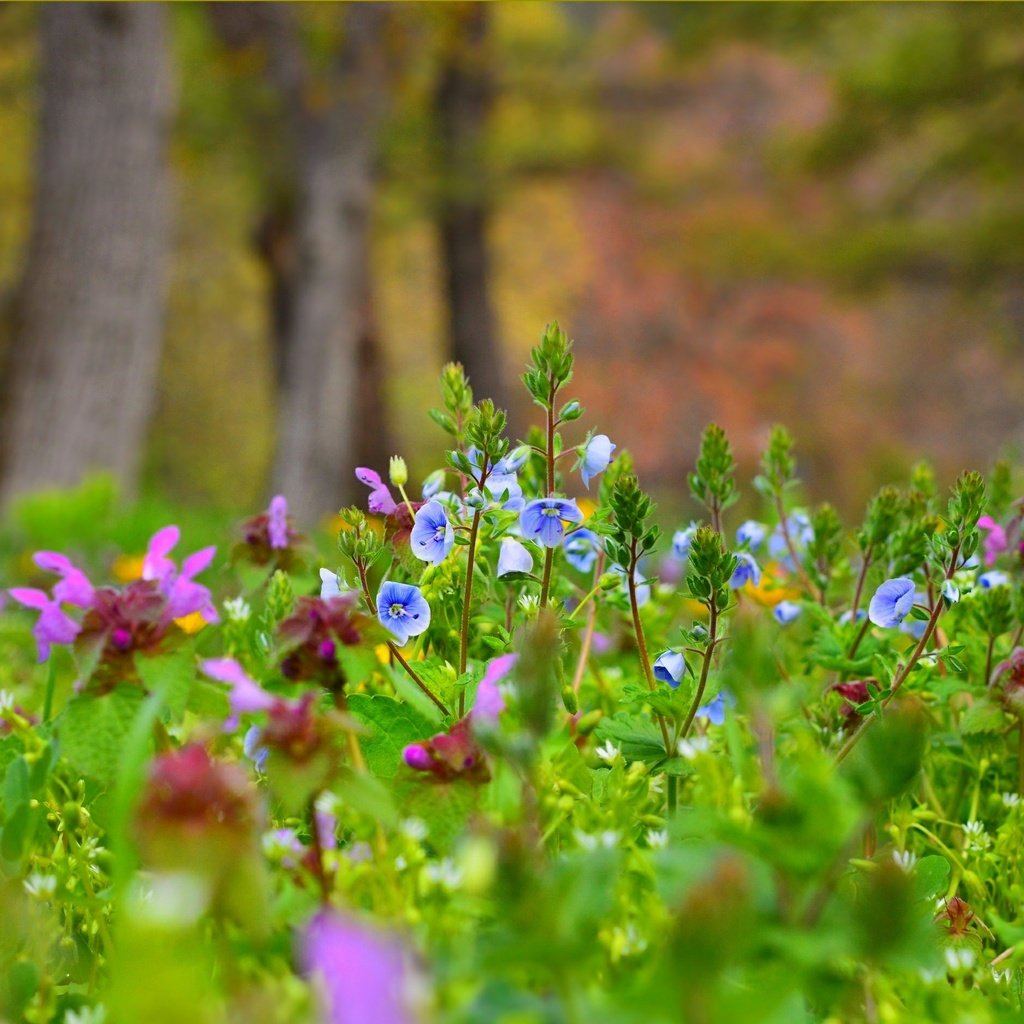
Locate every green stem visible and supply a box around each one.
[850,544,873,619]
[626,540,671,753]
[835,545,960,764]
[42,658,57,722]
[680,601,719,741]
[539,548,554,610]
[459,506,484,716]
[354,560,450,717]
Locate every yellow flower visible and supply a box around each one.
[742,563,800,608]
[576,498,597,521]
[375,643,391,666]
[112,554,144,582]
[175,611,208,635]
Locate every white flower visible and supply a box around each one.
[892,849,917,872]
[400,818,429,842]
[65,1007,107,1024]
[944,947,975,972]
[423,858,463,891]
[962,820,990,851]
[595,741,621,765]
[646,829,668,849]
[677,736,711,761]
[1001,792,1020,808]
[0,690,15,712]
[599,830,620,849]
[223,597,251,622]
[24,874,57,899]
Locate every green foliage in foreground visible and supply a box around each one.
[1,327,1024,1024]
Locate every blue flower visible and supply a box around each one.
[839,608,867,625]
[867,578,916,628]
[736,520,767,552]
[730,552,762,589]
[498,538,533,577]
[580,434,616,489]
[768,512,814,562]
[898,595,928,639]
[410,501,454,565]
[773,600,801,625]
[672,523,699,560]
[421,470,446,499]
[564,528,601,573]
[520,497,584,548]
[376,580,431,646]
[653,650,688,688]
[941,579,960,605]
[494,446,530,475]
[979,570,1010,589]
[695,690,734,726]
[484,473,524,512]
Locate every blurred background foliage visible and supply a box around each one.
[0,2,1022,522]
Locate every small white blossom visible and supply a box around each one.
[677,736,711,761]
[892,849,917,872]
[944,947,975,972]
[0,690,15,712]
[962,820,991,852]
[423,858,463,891]
[223,597,251,622]
[595,741,622,765]
[992,966,1012,984]
[24,874,57,899]
[400,818,429,842]
[646,829,668,849]
[1001,792,1020,808]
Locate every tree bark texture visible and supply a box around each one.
[227,2,392,523]
[435,3,506,411]
[0,3,172,506]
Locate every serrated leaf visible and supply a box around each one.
[346,694,437,778]
[395,777,479,852]
[959,699,1006,735]
[58,686,147,785]
[594,714,668,763]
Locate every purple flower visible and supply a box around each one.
[410,501,454,566]
[736,521,767,552]
[868,578,916,628]
[773,600,801,625]
[402,744,433,771]
[142,525,180,583]
[376,581,431,647]
[563,528,601,573]
[472,653,517,724]
[33,552,94,608]
[730,552,762,589]
[520,497,584,548]
[580,434,615,489]
[201,657,280,716]
[978,516,1008,566]
[695,690,734,726]
[497,538,533,578]
[268,495,290,550]
[653,650,687,688]
[301,910,417,1024]
[141,526,218,623]
[355,467,397,516]
[8,588,81,661]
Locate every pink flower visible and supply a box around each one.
[355,467,397,516]
[977,516,1009,566]
[268,495,290,550]
[142,526,218,624]
[8,588,81,661]
[33,552,94,608]
[471,653,516,724]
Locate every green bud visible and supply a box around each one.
[388,455,408,488]
[559,400,583,422]
[561,685,579,715]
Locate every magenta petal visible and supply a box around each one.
[181,546,216,579]
[472,653,517,723]
[268,494,289,549]
[201,658,276,714]
[302,910,416,1024]
[355,467,397,515]
[143,525,180,581]
[9,587,51,611]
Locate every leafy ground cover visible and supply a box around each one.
[2,324,1024,1024]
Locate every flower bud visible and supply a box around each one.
[388,456,408,488]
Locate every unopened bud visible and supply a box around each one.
[389,456,408,488]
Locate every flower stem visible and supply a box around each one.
[775,492,820,602]
[850,544,873,619]
[680,602,719,741]
[626,539,671,753]
[539,549,554,610]
[459,506,484,716]
[570,552,605,694]
[835,545,960,764]
[353,559,450,717]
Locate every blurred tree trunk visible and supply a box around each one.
[211,2,392,522]
[0,3,172,507]
[434,3,506,410]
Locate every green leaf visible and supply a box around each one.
[594,714,668,763]
[2,757,30,812]
[913,855,949,901]
[959,698,1005,736]
[58,686,146,785]
[135,646,195,720]
[395,777,478,853]
[346,694,437,778]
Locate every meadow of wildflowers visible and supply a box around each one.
[2,323,1024,1023]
